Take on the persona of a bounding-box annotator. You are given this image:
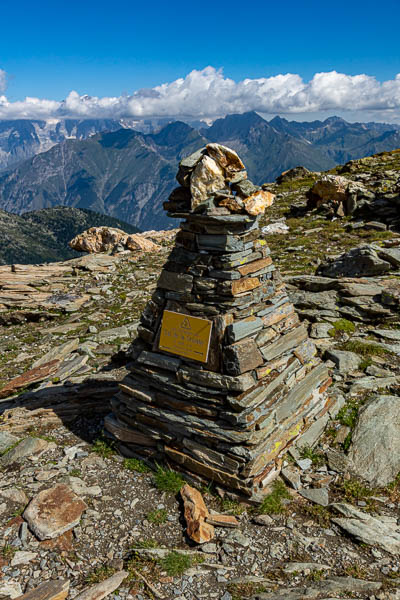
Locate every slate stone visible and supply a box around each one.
[299,487,329,506]
[137,350,181,372]
[0,431,20,454]
[1,437,48,466]
[325,349,361,372]
[331,502,400,555]
[349,394,400,486]
[157,271,193,293]
[225,317,263,343]
[260,325,307,361]
[223,338,263,375]
[178,367,255,392]
[318,245,392,278]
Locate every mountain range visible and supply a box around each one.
[0,207,139,265]
[0,111,399,231]
[0,117,209,173]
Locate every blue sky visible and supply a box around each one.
[1,0,400,122]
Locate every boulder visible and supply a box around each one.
[306,174,349,214]
[0,431,19,454]
[276,166,312,184]
[306,174,370,216]
[317,245,392,278]
[1,437,49,466]
[349,394,400,486]
[69,227,161,254]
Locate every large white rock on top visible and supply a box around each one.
[190,155,226,209]
[206,143,245,179]
[349,395,400,486]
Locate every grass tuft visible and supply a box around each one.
[258,480,291,515]
[123,457,151,473]
[328,318,356,338]
[85,565,116,585]
[147,509,167,525]
[91,437,115,459]
[159,551,202,576]
[340,340,390,357]
[153,465,185,494]
[299,445,325,466]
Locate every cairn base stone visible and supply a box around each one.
[106,144,333,501]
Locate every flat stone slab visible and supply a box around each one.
[73,571,128,600]
[0,431,19,454]
[299,487,329,506]
[14,580,69,600]
[23,483,87,540]
[331,502,400,555]
[349,394,400,486]
[0,360,60,399]
[1,437,48,466]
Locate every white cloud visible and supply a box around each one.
[1,66,400,122]
[0,69,7,93]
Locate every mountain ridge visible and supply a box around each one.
[0,111,399,232]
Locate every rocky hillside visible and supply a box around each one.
[1,113,400,231]
[0,149,400,600]
[0,207,140,265]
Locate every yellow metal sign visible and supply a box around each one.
[158,310,213,363]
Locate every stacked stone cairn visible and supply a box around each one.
[106,144,334,501]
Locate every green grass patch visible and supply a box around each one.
[85,565,116,585]
[220,498,247,516]
[1,544,16,559]
[123,457,151,473]
[301,504,331,527]
[133,539,159,549]
[69,468,81,477]
[153,465,185,494]
[340,340,390,357]
[299,445,326,467]
[328,318,355,338]
[159,551,203,577]
[258,480,291,515]
[147,509,167,525]
[91,436,115,459]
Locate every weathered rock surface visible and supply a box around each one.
[349,394,400,486]
[332,502,400,555]
[23,484,87,540]
[0,431,19,453]
[69,227,161,254]
[1,437,48,465]
[73,571,127,600]
[181,484,215,544]
[190,155,226,208]
[251,577,382,599]
[14,580,70,600]
[317,245,392,278]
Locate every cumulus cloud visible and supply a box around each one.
[1,66,400,122]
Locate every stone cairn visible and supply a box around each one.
[106,144,334,501]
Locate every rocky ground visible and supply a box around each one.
[1,150,400,600]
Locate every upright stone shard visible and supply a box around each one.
[107,145,333,501]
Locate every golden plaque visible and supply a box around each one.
[158,310,213,363]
